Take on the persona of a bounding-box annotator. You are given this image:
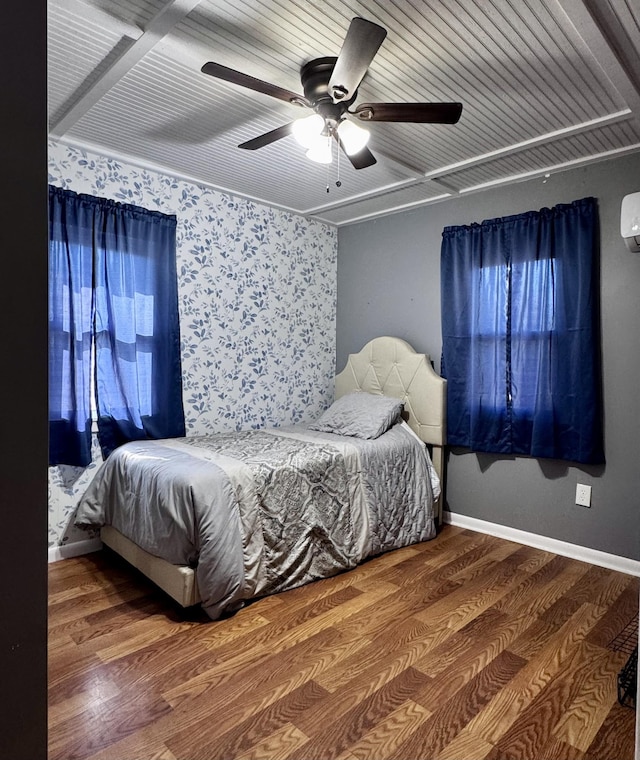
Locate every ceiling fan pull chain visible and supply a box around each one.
[336,137,342,188]
[326,134,332,193]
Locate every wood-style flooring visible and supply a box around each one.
[48,525,639,760]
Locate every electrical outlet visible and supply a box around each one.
[575,483,592,507]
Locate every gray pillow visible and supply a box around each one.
[309,391,404,439]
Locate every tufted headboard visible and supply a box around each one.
[334,336,447,522]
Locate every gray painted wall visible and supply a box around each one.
[337,153,640,561]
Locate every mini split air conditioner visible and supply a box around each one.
[621,192,640,252]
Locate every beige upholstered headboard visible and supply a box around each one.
[334,336,447,522]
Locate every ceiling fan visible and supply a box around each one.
[201,17,463,170]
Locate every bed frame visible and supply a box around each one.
[101,336,447,608]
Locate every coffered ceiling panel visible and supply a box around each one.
[48,0,640,225]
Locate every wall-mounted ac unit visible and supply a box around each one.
[621,192,640,252]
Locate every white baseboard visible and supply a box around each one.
[48,538,103,563]
[443,511,640,577]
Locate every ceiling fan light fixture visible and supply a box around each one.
[305,136,333,164]
[291,113,325,148]
[336,119,370,155]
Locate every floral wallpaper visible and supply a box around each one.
[48,139,337,551]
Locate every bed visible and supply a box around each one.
[76,336,446,619]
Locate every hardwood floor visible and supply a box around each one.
[48,525,639,760]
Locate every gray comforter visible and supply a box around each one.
[76,422,439,619]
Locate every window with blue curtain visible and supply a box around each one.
[440,196,604,465]
[49,185,186,467]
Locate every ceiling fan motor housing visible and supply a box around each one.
[301,57,357,117]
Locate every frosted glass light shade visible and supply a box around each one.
[291,114,325,149]
[306,137,332,164]
[336,119,370,155]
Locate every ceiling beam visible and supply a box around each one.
[423,109,632,179]
[50,0,203,137]
[52,0,142,39]
[314,192,453,227]
[554,0,640,114]
[458,142,640,194]
[304,176,423,216]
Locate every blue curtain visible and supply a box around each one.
[441,196,604,465]
[49,187,95,466]
[49,186,185,466]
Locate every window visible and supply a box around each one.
[440,197,604,465]
[49,186,186,467]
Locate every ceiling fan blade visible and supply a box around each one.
[328,17,387,104]
[334,132,377,169]
[354,102,463,124]
[201,62,310,107]
[238,123,294,150]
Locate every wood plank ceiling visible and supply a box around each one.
[48,0,640,225]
